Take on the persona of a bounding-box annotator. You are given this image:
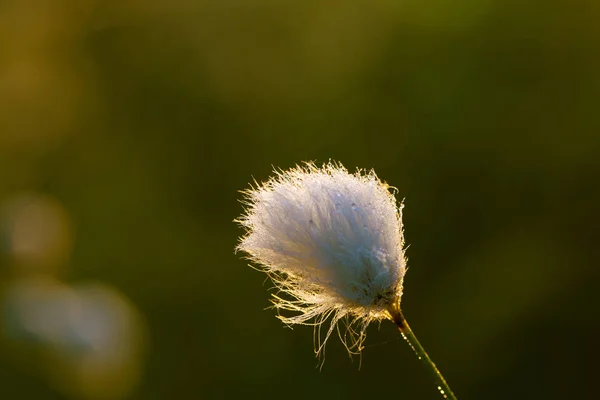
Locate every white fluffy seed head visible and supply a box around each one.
[236,161,406,356]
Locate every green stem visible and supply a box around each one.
[388,305,457,400]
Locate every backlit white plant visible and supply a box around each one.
[236,161,457,399]
[236,162,405,354]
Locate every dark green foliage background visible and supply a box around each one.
[1,1,599,398]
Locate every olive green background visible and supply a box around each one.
[1,1,599,399]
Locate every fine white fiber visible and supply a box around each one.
[236,161,407,357]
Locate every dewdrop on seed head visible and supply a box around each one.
[236,162,407,357]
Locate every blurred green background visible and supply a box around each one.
[1,0,599,399]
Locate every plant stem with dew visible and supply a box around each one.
[388,304,457,400]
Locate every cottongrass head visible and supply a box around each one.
[236,161,406,357]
